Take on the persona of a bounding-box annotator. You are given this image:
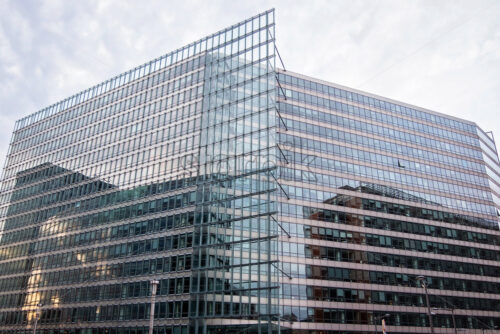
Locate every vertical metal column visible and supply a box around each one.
[32,303,42,334]
[149,280,159,334]
[417,276,434,334]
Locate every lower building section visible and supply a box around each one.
[0,181,499,333]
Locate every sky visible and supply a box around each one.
[0,0,499,172]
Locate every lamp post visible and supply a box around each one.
[373,313,390,334]
[433,307,456,334]
[416,275,434,334]
[149,280,159,334]
[32,303,42,334]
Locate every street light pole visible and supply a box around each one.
[373,313,390,334]
[149,280,159,334]
[416,276,434,334]
[450,308,456,334]
[32,303,42,334]
[433,307,456,334]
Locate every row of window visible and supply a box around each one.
[302,227,500,260]
[3,186,195,232]
[360,197,497,228]
[278,103,484,173]
[279,167,496,216]
[299,205,498,244]
[194,258,500,294]
[285,239,500,278]
[281,284,500,311]
[3,207,196,260]
[280,88,478,148]
[284,148,490,202]
[281,284,500,310]
[3,177,274,256]
[0,256,183,291]
[11,163,68,187]
[0,230,193,275]
[0,277,190,308]
[301,242,499,276]
[0,254,497,300]
[279,131,487,187]
[204,82,274,121]
[280,306,498,328]
[6,90,202,183]
[7,178,114,216]
[4,103,193,193]
[277,73,477,135]
[0,222,193,260]
[57,113,199,174]
[14,47,206,139]
[279,90,480,159]
[10,168,109,203]
[280,192,498,231]
[0,301,190,325]
[305,265,500,293]
[201,109,274,147]
[7,83,202,179]
[13,73,202,161]
[4,186,273,254]
[12,53,205,148]
[2,176,195,238]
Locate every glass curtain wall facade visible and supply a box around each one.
[275,70,500,334]
[1,8,500,334]
[0,10,278,334]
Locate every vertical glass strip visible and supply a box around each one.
[190,9,279,334]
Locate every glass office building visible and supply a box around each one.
[0,9,499,334]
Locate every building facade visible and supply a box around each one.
[0,9,499,334]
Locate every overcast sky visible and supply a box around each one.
[1,0,499,172]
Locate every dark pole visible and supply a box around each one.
[149,280,159,334]
[373,313,390,334]
[451,308,457,334]
[433,307,456,334]
[32,303,42,334]
[417,276,434,334]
